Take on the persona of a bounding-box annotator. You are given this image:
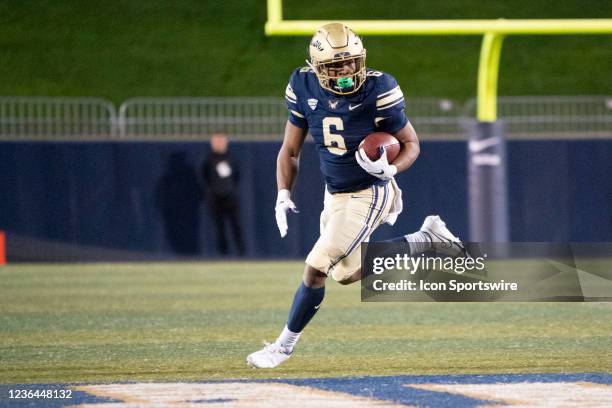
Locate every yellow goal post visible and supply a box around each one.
[265,0,612,122]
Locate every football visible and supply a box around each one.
[359,132,401,162]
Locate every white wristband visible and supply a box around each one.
[277,189,291,203]
[389,165,398,177]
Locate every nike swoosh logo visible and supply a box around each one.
[314,303,322,310]
[468,136,500,153]
[348,103,362,111]
[374,117,388,126]
[374,170,385,175]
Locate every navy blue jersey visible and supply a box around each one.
[285,67,409,193]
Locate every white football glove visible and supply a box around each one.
[355,147,398,181]
[275,189,299,238]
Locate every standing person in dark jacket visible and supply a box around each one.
[202,133,245,256]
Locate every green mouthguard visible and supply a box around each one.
[337,77,354,89]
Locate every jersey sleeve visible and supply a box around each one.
[374,74,409,135]
[284,70,308,129]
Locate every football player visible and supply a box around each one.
[247,23,465,368]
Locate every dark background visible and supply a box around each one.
[2,139,611,260]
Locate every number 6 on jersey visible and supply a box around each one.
[322,117,346,155]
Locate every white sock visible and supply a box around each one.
[404,231,433,255]
[277,325,301,352]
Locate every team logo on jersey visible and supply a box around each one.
[328,100,339,110]
[308,99,318,110]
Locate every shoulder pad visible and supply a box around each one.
[366,69,384,77]
[298,66,315,74]
[366,69,401,93]
[374,72,403,110]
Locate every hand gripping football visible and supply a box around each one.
[358,132,401,162]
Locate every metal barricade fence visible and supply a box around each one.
[117,97,465,140]
[403,98,463,140]
[0,96,610,140]
[0,97,117,140]
[464,96,612,138]
[118,97,288,140]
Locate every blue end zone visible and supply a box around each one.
[279,373,612,408]
[282,376,492,407]
[1,373,610,407]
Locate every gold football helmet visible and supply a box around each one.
[307,23,367,95]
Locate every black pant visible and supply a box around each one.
[209,194,245,256]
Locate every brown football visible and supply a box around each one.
[358,132,401,162]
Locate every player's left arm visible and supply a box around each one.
[368,73,419,176]
[390,121,420,174]
[356,113,419,180]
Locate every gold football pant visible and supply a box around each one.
[305,182,395,281]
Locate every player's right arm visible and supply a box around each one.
[275,121,308,237]
[277,121,308,191]
[275,71,309,237]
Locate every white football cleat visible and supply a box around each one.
[420,215,468,257]
[246,341,292,369]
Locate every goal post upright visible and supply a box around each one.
[265,0,612,241]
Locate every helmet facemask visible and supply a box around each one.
[307,23,367,96]
[308,51,367,95]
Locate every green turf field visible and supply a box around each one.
[1,262,611,384]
